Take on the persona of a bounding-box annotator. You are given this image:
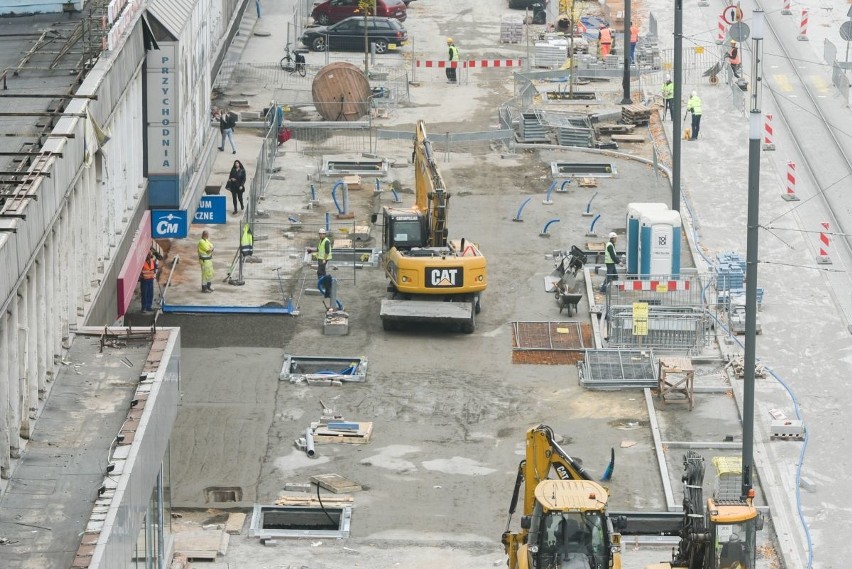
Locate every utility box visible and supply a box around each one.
[771,419,805,440]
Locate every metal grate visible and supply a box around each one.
[511,321,592,364]
[580,349,658,390]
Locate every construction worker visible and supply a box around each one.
[661,75,674,121]
[316,227,332,278]
[629,21,639,64]
[725,39,742,78]
[198,230,215,293]
[240,223,254,258]
[598,24,612,59]
[446,38,459,83]
[140,251,157,312]
[687,90,702,141]
[599,232,620,293]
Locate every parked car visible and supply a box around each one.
[301,16,409,53]
[311,0,407,25]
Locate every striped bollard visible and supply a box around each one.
[781,0,792,15]
[817,222,832,264]
[763,114,775,151]
[798,9,809,41]
[782,161,800,201]
[716,15,727,44]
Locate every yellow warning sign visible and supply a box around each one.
[633,302,649,336]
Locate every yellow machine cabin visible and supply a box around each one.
[378,120,486,333]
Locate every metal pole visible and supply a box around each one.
[742,8,765,499]
[621,0,632,103]
[672,0,683,212]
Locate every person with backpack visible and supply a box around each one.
[218,108,237,154]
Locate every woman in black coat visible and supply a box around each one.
[227,160,247,214]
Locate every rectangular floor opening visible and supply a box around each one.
[249,505,352,539]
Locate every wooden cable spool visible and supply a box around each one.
[311,62,372,122]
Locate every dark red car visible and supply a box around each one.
[311,0,407,26]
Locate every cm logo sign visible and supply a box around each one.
[425,266,463,287]
[151,210,188,239]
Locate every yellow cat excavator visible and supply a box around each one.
[502,428,762,569]
[376,120,486,333]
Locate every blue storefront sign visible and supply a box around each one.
[194,195,227,224]
[151,210,188,239]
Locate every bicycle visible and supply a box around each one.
[279,43,307,77]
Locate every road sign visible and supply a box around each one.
[841,21,852,42]
[632,301,649,336]
[729,21,750,42]
[151,209,188,239]
[194,195,227,224]
[722,4,743,25]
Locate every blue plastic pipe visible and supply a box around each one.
[514,197,532,221]
[585,191,599,214]
[325,212,330,231]
[310,184,317,201]
[589,213,601,234]
[391,189,401,203]
[544,181,556,202]
[560,179,572,192]
[331,180,345,214]
[542,218,560,234]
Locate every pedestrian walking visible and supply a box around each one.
[661,75,674,120]
[599,232,620,293]
[687,90,702,140]
[255,0,261,18]
[316,227,332,277]
[724,39,742,78]
[198,230,215,293]
[446,38,459,83]
[217,108,237,154]
[598,24,612,58]
[139,251,157,312]
[226,160,247,214]
[629,21,639,64]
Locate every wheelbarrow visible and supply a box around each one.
[555,286,583,316]
[703,61,723,85]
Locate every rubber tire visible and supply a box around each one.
[297,63,307,77]
[373,39,389,54]
[461,315,475,334]
[474,296,482,315]
[312,37,327,52]
[279,57,294,72]
[316,13,330,25]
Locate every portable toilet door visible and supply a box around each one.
[639,209,682,277]
[627,203,668,276]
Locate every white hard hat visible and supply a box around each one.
[692,90,698,97]
[609,232,617,239]
[665,74,671,81]
[319,227,327,234]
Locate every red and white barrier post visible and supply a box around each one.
[716,15,727,44]
[782,161,800,201]
[763,114,775,151]
[782,0,792,15]
[798,9,809,41]
[817,222,832,264]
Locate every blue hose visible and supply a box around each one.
[545,181,556,202]
[588,213,601,234]
[560,179,572,192]
[585,191,599,214]
[331,180,345,214]
[514,197,532,221]
[310,184,317,201]
[391,189,401,203]
[542,218,560,234]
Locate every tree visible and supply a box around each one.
[357,0,377,74]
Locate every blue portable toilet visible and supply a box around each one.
[639,209,682,277]
[626,203,668,276]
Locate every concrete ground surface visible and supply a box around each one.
[152,0,852,568]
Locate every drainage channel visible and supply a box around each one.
[249,505,352,539]
[550,162,618,177]
[279,355,368,384]
[322,158,388,176]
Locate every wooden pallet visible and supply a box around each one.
[577,177,598,187]
[312,421,373,444]
[597,124,635,135]
[310,473,363,493]
[621,104,652,125]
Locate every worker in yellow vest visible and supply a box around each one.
[316,227,332,278]
[661,75,674,120]
[198,230,215,293]
[446,38,459,83]
[687,91,703,141]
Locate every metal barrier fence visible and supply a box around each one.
[602,274,711,354]
[657,47,724,88]
[376,128,515,158]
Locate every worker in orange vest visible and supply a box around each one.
[599,24,612,59]
[725,39,742,78]
[140,251,157,312]
[630,21,639,64]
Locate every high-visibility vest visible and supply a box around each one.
[687,95,702,115]
[599,27,612,44]
[141,258,156,280]
[240,224,254,256]
[448,45,459,62]
[630,25,639,43]
[728,47,741,65]
[604,241,617,264]
[662,82,674,100]
[198,238,214,260]
[317,236,332,261]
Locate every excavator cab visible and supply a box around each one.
[381,210,427,251]
[708,504,759,569]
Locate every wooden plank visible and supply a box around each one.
[275,495,355,507]
[225,512,246,535]
[313,421,373,444]
[173,530,222,560]
[578,177,598,187]
[611,135,646,143]
[310,473,363,494]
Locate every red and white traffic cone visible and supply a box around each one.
[716,15,727,44]
[763,114,775,151]
[817,222,832,264]
[782,0,792,15]
[782,161,800,201]
[798,9,809,41]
